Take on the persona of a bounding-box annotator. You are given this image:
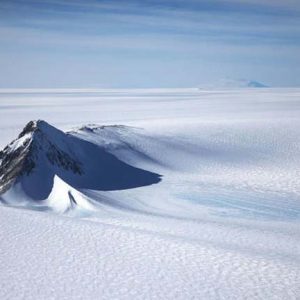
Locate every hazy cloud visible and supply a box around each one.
[0,0,299,87]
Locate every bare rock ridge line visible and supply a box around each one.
[0,120,162,207]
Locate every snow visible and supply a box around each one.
[45,175,96,214]
[0,88,300,299]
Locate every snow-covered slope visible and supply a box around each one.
[0,88,299,300]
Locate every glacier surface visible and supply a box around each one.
[0,88,299,299]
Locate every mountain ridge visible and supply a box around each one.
[0,120,82,195]
[0,120,161,212]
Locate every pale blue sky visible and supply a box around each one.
[0,0,299,88]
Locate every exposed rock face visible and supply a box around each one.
[0,120,82,194]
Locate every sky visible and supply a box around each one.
[0,0,299,88]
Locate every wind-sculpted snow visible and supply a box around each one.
[0,88,300,299]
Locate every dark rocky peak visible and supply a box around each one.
[18,120,40,138]
[18,120,64,142]
[0,120,82,195]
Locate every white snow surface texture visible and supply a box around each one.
[0,88,300,300]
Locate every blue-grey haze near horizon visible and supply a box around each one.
[0,0,299,88]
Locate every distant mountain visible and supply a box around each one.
[199,79,269,89]
[242,80,268,88]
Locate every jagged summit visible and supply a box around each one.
[0,120,82,195]
[18,120,55,138]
